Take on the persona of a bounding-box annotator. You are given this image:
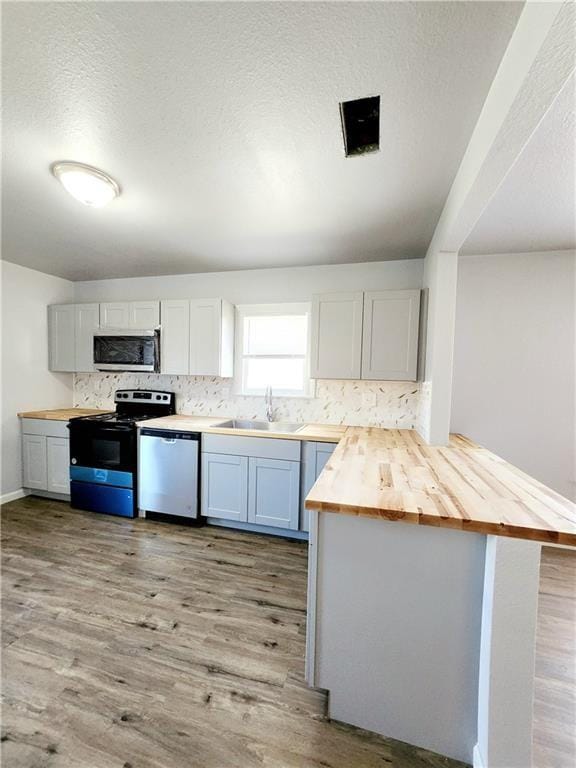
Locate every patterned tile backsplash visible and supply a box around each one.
[74,374,421,428]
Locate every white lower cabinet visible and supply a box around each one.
[47,437,71,494]
[301,442,337,532]
[201,435,301,532]
[202,453,248,522]
[21,419,70,497]
[22,434,48,490]
[248,457,300,530]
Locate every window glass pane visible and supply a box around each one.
[245,357,305,392]
[244,315,307,356]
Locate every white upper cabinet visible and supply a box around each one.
[48,304,75,372]
[49,298,233,376]
[361,290,420,381]
[310,289,421,381]
[74,304,99,373]
[189,298,234,377]
[99,302,130,329]
[310,292,364,379]
[100,301,160,329]
[49,303,100,373]
[130,300,160,329]
[161,299,190,374]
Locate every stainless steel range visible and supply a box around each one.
[67,389,175,517]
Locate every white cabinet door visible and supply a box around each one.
[75,304,99,372]
[301,442,336,532]
[22,434,47,490]
[161,300,190,374]
[201,453,248,521]
[47,437,70,494]
[248,457,300,530]
[361,290,420,381]
[130,300,160,329]
[48,304,76,372]
[100,302,130,329]
[190,299,221,375]
[100,301,159,329]
[310,292,363,379]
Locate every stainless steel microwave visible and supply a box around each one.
[93,329,160,372]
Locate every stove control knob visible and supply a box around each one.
[156,395,161,400]
[71,458,77,465]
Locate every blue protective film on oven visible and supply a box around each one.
[70,465,133,488]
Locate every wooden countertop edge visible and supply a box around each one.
[201,427,343,442]
[304,500,576,546]
[18,409,111,420]
[16,410,345,442]
[137,419,345,443]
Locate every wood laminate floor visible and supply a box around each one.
[533,547,576,768]
[2,497,466,768]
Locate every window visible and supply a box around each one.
[235,303,312,397]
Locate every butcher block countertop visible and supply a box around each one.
[18,408,110,420]
[137,415,346,443]
[305,427,576,546]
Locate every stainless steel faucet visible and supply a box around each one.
[265,385,274,422]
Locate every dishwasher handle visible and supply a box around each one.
[140,429,200,441]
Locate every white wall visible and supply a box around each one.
[74,259,423,303]
[315,512,486,764]
[451,250,576,500]
[1,261,74,499]
[417,250,458,445]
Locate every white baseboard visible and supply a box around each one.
[473,744,485,768]
[0,488,28,505]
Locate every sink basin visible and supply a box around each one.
[214,419,304,433]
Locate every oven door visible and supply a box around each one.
[93,330,159,372]
[69,421,136,474]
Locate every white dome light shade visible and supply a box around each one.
[51,161,120,207]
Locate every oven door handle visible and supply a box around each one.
[68,424,133,434]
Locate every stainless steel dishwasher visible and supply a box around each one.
[138,429,201,519]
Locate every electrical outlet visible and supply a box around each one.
[362,391,377,407]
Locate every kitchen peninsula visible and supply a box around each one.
[305,428,576,767]
[15,405,576,767]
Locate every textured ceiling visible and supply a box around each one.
[463,73,576,255]
[2,2,522,280]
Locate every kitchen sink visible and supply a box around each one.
[213,419,304,433]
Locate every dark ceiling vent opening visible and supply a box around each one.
[340,95,380,157]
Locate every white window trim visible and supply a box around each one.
[234,302,315,398]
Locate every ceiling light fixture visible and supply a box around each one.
[50,161,120,207]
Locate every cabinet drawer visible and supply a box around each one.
[202,434,301,461]
[21,419,70,438]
